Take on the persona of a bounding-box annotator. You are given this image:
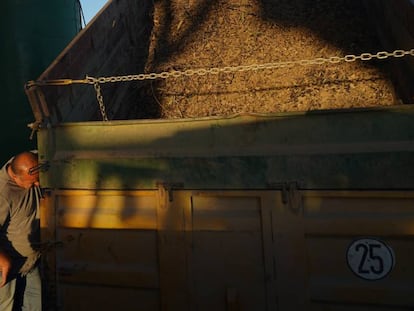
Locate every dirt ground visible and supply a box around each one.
[139,0,397,118]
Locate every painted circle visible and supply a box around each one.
[346,238,395,280]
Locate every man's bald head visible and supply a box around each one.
[9,151,39,189]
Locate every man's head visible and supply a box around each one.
[8,151,39,189]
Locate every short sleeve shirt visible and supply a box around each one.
[0,158,41,273]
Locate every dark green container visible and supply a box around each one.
[0,0,81,164]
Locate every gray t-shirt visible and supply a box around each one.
[0,159,41,275]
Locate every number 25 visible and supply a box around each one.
[356,243,384,275]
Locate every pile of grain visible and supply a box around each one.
[138,0,396,118]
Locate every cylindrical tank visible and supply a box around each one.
[0,0,81,164]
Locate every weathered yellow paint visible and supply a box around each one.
[38,106,414,190]
[55,190,157,229]
[41,189,414,310]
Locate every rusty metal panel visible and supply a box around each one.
[303,191,414,309]
[37,106,414,190]
[363,0,414,103]
[156,189,191,310]
[58,285,159,311]
[43,190,160,311]
[42,188,414,310]
[189,191,275,311]
[56,190,157,229]
[271,190,309,310]
[30,0,153,124]
[156,190,275,311]
[191,194,262,231]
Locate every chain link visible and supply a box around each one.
[87,49,414,86]
[29,48,414,121]
[92,81,108,121]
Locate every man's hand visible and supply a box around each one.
[0,252,11,287]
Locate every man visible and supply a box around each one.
[0,151,42,310]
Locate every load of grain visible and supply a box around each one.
[136,0,396,119]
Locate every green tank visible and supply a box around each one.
[0,0,81,163]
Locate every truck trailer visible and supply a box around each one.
[25,0,414,310]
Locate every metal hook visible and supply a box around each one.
[28,161,50,175]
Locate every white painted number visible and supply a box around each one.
[347,238,395,280]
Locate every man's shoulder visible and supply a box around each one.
[0,167,9,190]
[0,166,15,202]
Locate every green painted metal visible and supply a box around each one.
[0,0,81,163]
[37,105,414,190]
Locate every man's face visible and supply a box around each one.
[14,170,39,189]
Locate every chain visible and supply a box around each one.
[92,80,108,121]
[88,49,414,84]
[27,48,414,121]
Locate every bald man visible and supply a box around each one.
[0,151,42,310]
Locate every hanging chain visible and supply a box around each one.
[27,48,414,121]
[92,80,108,121]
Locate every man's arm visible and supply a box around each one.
[0,251,10,287]
[0,196,11,286]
